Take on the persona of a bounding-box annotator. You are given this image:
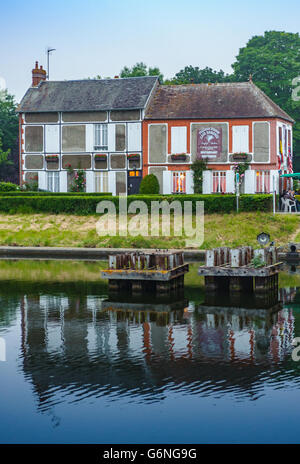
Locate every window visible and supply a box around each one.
[95,172,108,193]
[256,170,270,193]
[213,171,226,193]
[232,125,249,153]
[172,171,186,193]
[94,124,108,150]
[47,172,59,192]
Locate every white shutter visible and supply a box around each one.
[226,170,235,193]
[270,170,279,193]
[232,125,249,153]
[85,171,94,192]
[86,124,94,152]
[162,170,172,194]
[171,127,187,154]
[244,170,255,194]
[60,171,68,192]
[38,171,47,191]
[202,170,212,194]
[108,171,116,196]
[128,123,141,151]
[186,170,194,194]
[45,125,59,152]
[108,124,115,152]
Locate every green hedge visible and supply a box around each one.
[0,191,112,196]
[0,194,272,215]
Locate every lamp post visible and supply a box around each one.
[236,172,240,213]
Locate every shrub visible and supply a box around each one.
[0,181,19,192]
[139,174,160,194]
[0,194,272,215]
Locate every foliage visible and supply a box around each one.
[251,254,266,268]
[0,194,272,215]
[66,165,86,192]
[191,159,209,193]
[139,174,160,194]
[0,90,18,182]
[120,62,164,83]
[0,181,19,191]
[167,66,232,85]
[232,31,300,166]
[232,162,250,187]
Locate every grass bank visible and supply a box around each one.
[0,212,298,249]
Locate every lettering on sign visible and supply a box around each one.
[197,127,222,159]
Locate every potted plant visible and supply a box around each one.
[127,154,140,161]
[232,152,249,161]
[94,154,107,161]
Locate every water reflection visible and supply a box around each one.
[13,284,297,414]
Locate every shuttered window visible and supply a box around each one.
[212,171,226,193]
[95,172,108,193]
[172,172,186,193]
[256,171,270,193]
[232,125,249,153]
[94,124,108,150]
[47,172,59,192]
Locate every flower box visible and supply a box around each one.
[171,153,187,161]
[232,153,249,161]
[94,154,107,160]
[127,154,140,161]
[45,155,59,162]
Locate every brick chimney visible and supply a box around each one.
[32,61,47,86]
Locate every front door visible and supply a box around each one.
[127,170,142,195]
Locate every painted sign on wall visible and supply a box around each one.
[197,127,222,158]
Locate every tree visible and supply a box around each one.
[169,66,232,85]
[232,31,300,167]
[139,174,160,194]
[120,62,163,83]
[0,90,18,182]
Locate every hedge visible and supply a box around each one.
[0,194,272,215]
[0,192,112,196]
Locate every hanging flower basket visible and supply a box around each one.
[95,154,107,161]
[45,155,59,162]
[232,152,249,161]
[171,153,187,161]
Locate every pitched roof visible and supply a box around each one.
[18,76,158,112]
[145,82,294,122]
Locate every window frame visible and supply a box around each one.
[47,171,60,193]
[94,124,108,150]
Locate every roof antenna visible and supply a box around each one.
[46,47,56,80]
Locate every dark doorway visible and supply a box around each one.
[127,170,142,195]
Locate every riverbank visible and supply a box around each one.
[0,212,298,249]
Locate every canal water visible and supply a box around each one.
[0,260,299,444]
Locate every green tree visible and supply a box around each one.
[0,90,18,182]
[169,66,232,84]
[232,31,300,167]
[120,62,163,82]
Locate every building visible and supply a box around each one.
[18,62,158,194]
[143,81,294,194]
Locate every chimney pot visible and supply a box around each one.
[32,61,47,87]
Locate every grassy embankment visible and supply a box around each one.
[0,212,299,249]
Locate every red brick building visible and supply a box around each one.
[142,81,294,194]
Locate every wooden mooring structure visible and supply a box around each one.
[101,251,189,296]
[199,246,282,295]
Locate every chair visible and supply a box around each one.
[281,197,297,212]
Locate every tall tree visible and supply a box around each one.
[232,31,300,167]
[120,62,163,82]
[0,90,19,182]
[169,66,232,84]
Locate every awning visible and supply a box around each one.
[280,173,300,178]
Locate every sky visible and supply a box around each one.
[0,0,299,102]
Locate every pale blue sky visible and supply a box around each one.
[0,0,299,101]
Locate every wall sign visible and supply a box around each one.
[197,127,222,159]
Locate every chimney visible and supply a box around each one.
[114,75,119,79]
[32,61,47,87]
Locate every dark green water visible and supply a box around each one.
[0,260,299,444]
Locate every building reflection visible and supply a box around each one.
[19,289,297,412]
